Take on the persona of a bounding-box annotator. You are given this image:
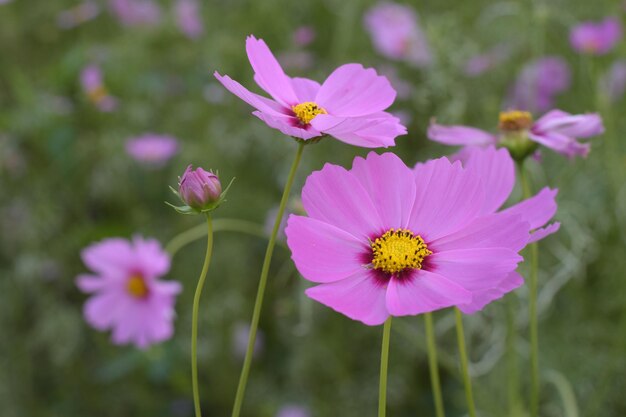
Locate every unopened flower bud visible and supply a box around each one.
[178,165,222,210]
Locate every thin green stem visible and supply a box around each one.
[455,308,476,417]
[424,313,446,417]
[519,163,540,417]
[191,214,214,417]
[231,142,305,417]
[505,295,520,415]
[378,317,393,417]
[165,218,274,259]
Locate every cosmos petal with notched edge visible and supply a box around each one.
[427,122,497,146]
[457,272,524,314]
[462,146,515,214]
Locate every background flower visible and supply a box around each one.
[125,134,179,167]
[570,17,622,55]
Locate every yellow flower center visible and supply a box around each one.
[126,275,149,298]
[371,229,432,275]
[498,110,533,132]
[87,85,108,103]
[292,101,327,125]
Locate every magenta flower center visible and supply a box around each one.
[291,101,327,125]
[370,228,432,274]
[126,274,149,298]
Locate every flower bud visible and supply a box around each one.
[178,165,222,210]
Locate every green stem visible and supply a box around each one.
[519,163,540,417]
[424,313,446,417]
[165,218,273,259]
[378,317,393,417]
[455,308,476,417]
[231,142,305,417]
[191,214,214,417]
[505,295,520,414]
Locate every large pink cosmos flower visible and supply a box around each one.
[214,36,406,148]
[76,236,182,348]
[570,17,622,55]
[285,151,557,325]
[429,109,604,159]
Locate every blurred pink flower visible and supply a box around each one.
[428,109,604,159]
[292,26,316,47]
[599,60,626,102]
[175,0,203,39]
[506,57,571,113]
[464,44,511,77]
[364,2,431,67]
[286,152,538,325]
[76,236,182,349]
[570,17,622,55]
[449,146,559,312]
[215,35,406,148]
[125,134,179,166]
[109,0,161,26]
[57,1,100,29]
[276,405,311,417]
[80,64,118,112]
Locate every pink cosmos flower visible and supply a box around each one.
[364,2,432,67]
[428,109,604,158]
[292,26,316,47]
[109,0,161,27]
[175,0,203,39]
[285,151,552,325]
[76,236,182,348]
[506,57,571,113]
[448,146,559,312]
[570,17,622,55]
[125,134,179,167]
[81,64,118,112]
[214,36,406,148]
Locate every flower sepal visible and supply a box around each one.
[499,131,539,162]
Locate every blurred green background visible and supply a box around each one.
[1,0,626,416]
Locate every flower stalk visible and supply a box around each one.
[378,317,393,417]
[424,312,446,417]
[455,308,477,417]
[231,142,305,417]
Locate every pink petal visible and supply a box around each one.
[286,215,369,283]
[350,152,416,227]
[462,146,515,214]
[246,35,299,106]
[76,274,111,293]
[301,162,385,239]
[83,290,127,331]
[81,238,135,277]
[528,131,590,157]
[409,157,485,241]
[458,272,524,314]
[290,77,321,102]
[132,236,170,278]
[501,187,558,230]
[385,270,471,316]
[214,72,288,116]
[252,111,321,139]
[528,222,560,243]
[427,248,523,292]
[533,110,604,138]
[315,64,396,117]
[152,280,183,296]
[309,113,405,148]
[427,122,496,146]
[305,272,389,326]
[429,213,529,253]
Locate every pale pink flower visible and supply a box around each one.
[364,2,432,67]
[80,64,118,112]
[507,57,571,113]
[175,0,203,39]
[76,236,182,348]
[215,36,406,148]
[570,17,622,55]
[125,134,178,167]
[292,26,316,47]
[109,0,161,27]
